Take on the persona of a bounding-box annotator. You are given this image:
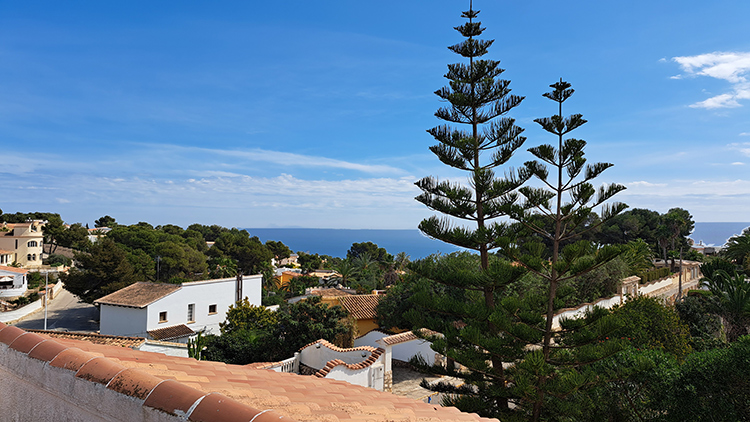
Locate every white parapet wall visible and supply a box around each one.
[638,276,676,296]
[299,340,377,369]
[0,342,182,422]
[299,339,386,391]
[0,282,64,324]
[551,295,623,330]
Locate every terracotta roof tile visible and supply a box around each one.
[28,329,147,348]
[380,328,442,346]
[337,294,381,320]
[148,324,195,341]
[27,339,68,362]
[0,325,497,422]
[95,281,181,308]
[0,324,25,344]
[0,265,29,274]
[76,356,126,384]
[8,332,46,353]
[309,287,355,297]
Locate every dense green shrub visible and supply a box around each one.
[46,253,72,267]
[664,335,750,421]
[609,296,692,360]
[638,267,671,284]
[26,272,44,289]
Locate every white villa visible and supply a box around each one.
[95,275,262,342]
[0,220,45,268]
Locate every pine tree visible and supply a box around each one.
[506,79,628,421]
[410,1,529,416]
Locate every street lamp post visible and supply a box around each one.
[44,272,48,330]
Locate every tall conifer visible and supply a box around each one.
[506,79,628,421]
[410,1,529,416]
[415,2,528,268]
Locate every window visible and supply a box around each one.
[27,254,32,261]
[159,311,167,323]
[208,304,217,314]
[27,241,37,247]
[187,304,195,323]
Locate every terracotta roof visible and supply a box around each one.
[0,322,495,422]
[381,329,442,346]
[0,249,13,254]
[28,330,146,348]
[95,282,181,308]
[148,324,195,341]
[4,222,31,227]
[337,294,381,320]
[309,287,355,298]
[0,266,29,274]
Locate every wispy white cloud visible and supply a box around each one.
[740,132,750,136]
[628,181,667,187]
[0,144,425,228]
[731,162,745,165]
[621,178,750,221]
[139,144,406,175]
[672,52,750,109]
[728,142,750,157]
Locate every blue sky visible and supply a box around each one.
[1,1,749,229]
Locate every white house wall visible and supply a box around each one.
[0,275,27,298]
[391,339,438,366]
[353,330,388,348]
[99,305,149,337]
[146,276,263,336]
[299,343,375,369]
[326,363,384,390]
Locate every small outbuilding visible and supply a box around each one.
[0,266,28,298]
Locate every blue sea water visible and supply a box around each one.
[689,222,750,247]
[245,228,461,259]
[244,222,750,259]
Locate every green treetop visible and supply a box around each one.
[414,2,528,270]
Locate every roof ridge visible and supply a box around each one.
[0,322,290,421]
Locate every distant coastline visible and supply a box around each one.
[245,228,461,259]
[244,222,750,259]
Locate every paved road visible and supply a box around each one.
[12,288,99,333]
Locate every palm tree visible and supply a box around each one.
[622,239,653,275]
[701,267,750,341]
[331,259,359,287]
[724,228,750,270]
[352,252,378,273]
[394,252,411,272]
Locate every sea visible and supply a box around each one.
[688,222,750,247]
[245,228,460,259]
[245,222,750,259]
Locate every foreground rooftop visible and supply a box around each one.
[0,322,495,421]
